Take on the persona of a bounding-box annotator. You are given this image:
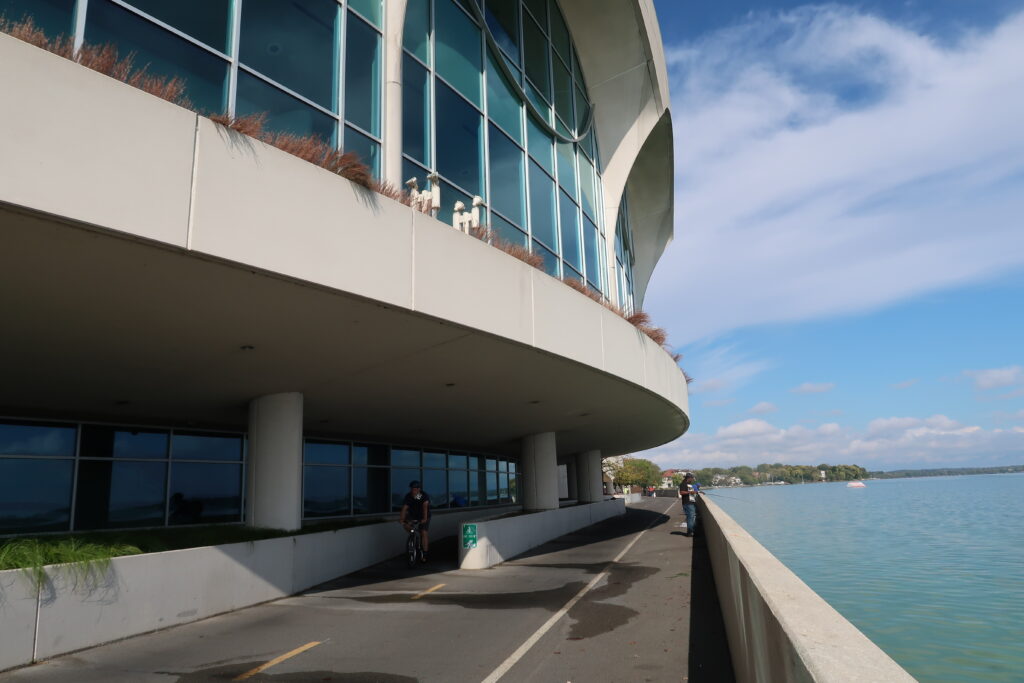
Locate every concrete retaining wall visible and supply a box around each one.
[458,499,625,569]
[699,497,915,683]
[0,506,517,671]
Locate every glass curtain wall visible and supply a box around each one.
[402,0,607,295]
[0,418,245,535]
[614,196,637,313]
[0,0,384,176]
[303,440,518,520]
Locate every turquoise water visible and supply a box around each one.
[706,473,1024,682]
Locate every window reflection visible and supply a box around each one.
[529,162,557,249]
[80,425,168,459]
[304,465,351,517]
[403,55,431,165]
[0,421,76,456]
[436,81,483,196]
[75,460,167,529]
[125,0,231,52]
[352,467,389,513]
[0,458,73,533]
[169,463,242,524]
[559,190,581,272]
[448,469,469,507]
[236,71,336,141]
[391,467,421,511]
[345,12,381,136]
[489,124,525,226]
[422,468,447,508]
[305,441,350,465]
[172,432,242,461]
[435,0,482,104]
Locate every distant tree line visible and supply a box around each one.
[687,463,869,486]
[868,465,1024,479]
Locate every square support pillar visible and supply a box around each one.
[246,392,304,531]
[520,432,558,511]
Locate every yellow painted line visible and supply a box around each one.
[232,641,321,681]
[411,583,446,600]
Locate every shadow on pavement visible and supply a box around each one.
[688,536,735,682]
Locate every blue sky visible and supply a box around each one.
[641,1,1024,471]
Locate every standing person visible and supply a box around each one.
[678,472,701,537]
[400,480,431,562]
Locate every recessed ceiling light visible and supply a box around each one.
[528,400,541,405]
[445,383,456,388]
[240,345,255,351]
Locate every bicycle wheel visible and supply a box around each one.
[406,532,419,568]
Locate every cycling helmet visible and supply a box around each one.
[409,480,421,488]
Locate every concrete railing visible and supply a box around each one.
[459,499,625,569]
[699,497,915,682]
[0,506,517,672]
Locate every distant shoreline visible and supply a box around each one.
[868,465,1024,479]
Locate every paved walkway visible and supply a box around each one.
[1,498,734,682]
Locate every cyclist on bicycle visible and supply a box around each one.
[400,480,431,562]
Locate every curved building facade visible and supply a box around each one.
[0,0,687,535]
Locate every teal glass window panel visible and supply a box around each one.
[391,448,421,467]
[402,158,430,197]
[486,472,498,502]
[573,48,584,87]
[124,0,231,52]
[391,468,421,511]
[236,71,336,142]
[435,0,482,105]
[491,212,527,246]
[74,460,167,529]
[0,421,75,456]
[485,0,519,63]
[559,190,581,271]
[303,465,350,517]
[239,0,338,109]
[424,451,446,468]
[527,115,553,172]
[583,215,601,290]
[346,12,381,136]
[352,466,389,513]
[552,53,573,126]
[564,263,582,280]
[509,470,517,502]
[448,453,468,468]
[556,139,577,199]
[522,14,549,99]
[499,460,508,472]
[468,466,481,504]
[422,468,447,507]
[578,152,597,219]
[448,470,469,506]
[80,425,168,459]
[488,124,525,226]
[549,3,571,62]
[486,52,522,143]
[436,80,483,196]
[0,0,74,37]
[353,443,389,466]
[345,125,380,178]
[438,180,472,226]
[528,161,557,248]
[403,0,431,64]
[348,0,381,28]
[172,432,242,461]
[499,472,509,501]
[468,455,480,470]
[305,441,351,465]
[86,0,227,114]
[526,82,550,122]
[485,457,497,471]
[524,0,546,32]
[574,85,589,136]
[168,463,242,524]
[402,54,431,165]
[0,458,73,533]
[533,240,559,277]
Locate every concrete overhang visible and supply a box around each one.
[0,33,690,457]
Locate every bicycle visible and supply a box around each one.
[405,520,423,568]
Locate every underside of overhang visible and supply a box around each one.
[0,205,687,457]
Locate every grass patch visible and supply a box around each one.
[0,517,390,575]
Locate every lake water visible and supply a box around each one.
[705,473,1024,682]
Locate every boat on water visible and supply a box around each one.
[847,481,866,488]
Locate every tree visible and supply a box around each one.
[615,458,662,487]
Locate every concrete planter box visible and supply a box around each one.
[0,505,518,672]
[699,497,914,683]
[458,499,625,569]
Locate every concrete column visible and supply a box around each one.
[383,0,408,188]
[564,458,578,500]
[576,450,604,503]
[520,432,558,511]
[246,392,304,531]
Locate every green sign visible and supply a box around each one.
[462,524,478,549]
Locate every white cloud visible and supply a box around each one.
[964,365,1024,390]
[647,8,1024,343]
[892,379,918,389]
[750,401,778,414]
[683,344,773,395]
[703,398,735,408]
[791,382,835,394]
[639,414,1024,471]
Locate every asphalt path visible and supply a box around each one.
[2,498,734,682]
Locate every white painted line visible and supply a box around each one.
[480,500,676,683]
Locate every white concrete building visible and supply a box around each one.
[0,0,688,536]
